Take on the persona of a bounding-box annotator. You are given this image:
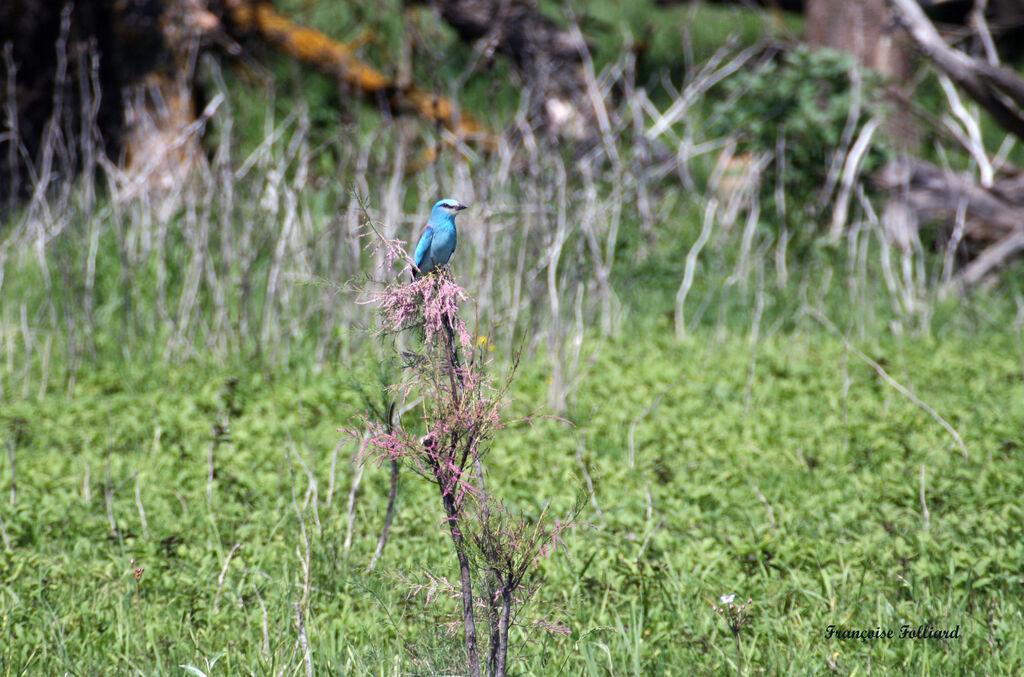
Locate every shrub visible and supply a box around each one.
[709,45,892,238]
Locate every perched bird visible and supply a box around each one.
[412,198,468,279]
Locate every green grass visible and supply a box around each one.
[2,327,1023,674]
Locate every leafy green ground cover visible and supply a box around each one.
[5,2,1024,674]
[3,326,1022,675]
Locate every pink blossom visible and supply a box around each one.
[359,222,413,274]
[363,269,472,349]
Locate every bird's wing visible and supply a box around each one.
[414,226,434,271]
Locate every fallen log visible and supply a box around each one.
[225,0,499,149]
[876,156,1024,238]
[955,228,1024,287]
[875,156,1024,285]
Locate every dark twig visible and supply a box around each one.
[366,403,400,573]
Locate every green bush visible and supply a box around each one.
[710,45,892,237]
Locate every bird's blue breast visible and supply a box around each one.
[430,222,456,266]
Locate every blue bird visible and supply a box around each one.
[412,198,468,279]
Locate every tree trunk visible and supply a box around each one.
[441,491,482,677]
[0,0,220,207]
[124,0,219,194]
[495,584,512,677]
[806,0,911,80]
[485,571,500,677]
[421,0,595,140]
[805,0,917,147]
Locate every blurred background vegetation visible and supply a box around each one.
[2,0,1024,674]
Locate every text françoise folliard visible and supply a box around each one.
[825,624,960,642]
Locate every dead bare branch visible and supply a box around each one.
[888,0,1024,140]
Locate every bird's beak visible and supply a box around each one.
[455,203,468,211]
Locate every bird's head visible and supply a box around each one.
[431,198,468,221]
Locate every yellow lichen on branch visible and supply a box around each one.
[227,1,498,150]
